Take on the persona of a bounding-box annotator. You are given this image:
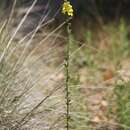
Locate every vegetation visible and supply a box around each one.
[114,82,130,130]
[0,0,130,130]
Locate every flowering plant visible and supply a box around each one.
[62,0,74,17]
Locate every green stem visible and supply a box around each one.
[65,23,71,130]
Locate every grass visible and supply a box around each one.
[0,1,68,129]
[113,81,130,130]
[67,19,130,130]
[0,2,89,129]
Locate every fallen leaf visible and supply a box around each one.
[103,69,114,81]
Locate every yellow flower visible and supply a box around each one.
[62,1,74,17]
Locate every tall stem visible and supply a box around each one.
[65,23,71,130]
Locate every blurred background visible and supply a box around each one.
[1,0,130,22]
[1,0,130,39]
